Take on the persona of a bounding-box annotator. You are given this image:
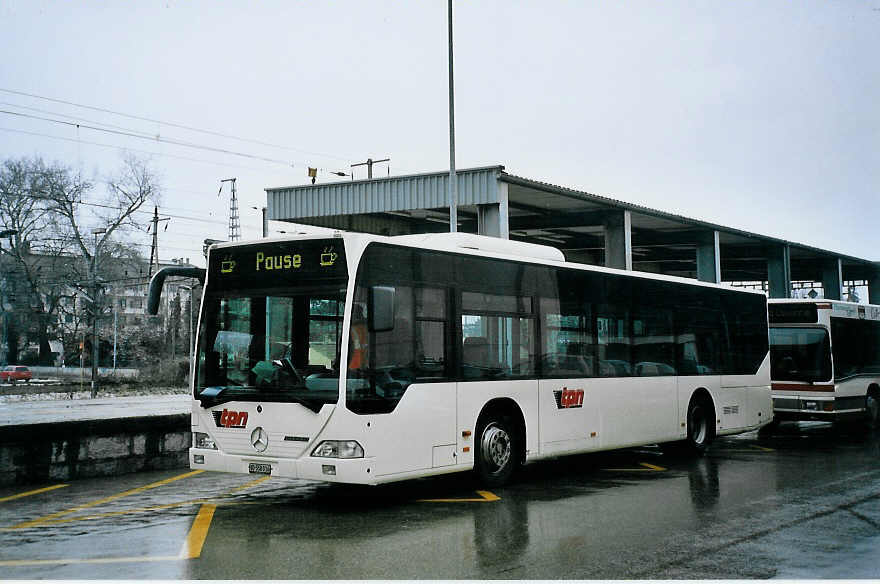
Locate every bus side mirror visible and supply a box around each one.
[370,286,395,332]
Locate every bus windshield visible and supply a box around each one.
[196,286,346,411]
[769,327,832,383]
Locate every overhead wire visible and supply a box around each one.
[0,87,355,163]
[0,108,303,168]
[0,126,272,173]
[0,91,332,262]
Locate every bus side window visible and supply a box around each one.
[461,292,536,379]
[597,305,631,377]
[539,296,594,377]
[675,307,724,375]
[633,309,675,376]
[414,287,448,379]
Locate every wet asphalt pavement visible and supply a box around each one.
[1,420,879,579]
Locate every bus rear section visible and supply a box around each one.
[768,300,880,426]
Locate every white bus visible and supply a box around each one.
[176,231,771,486]
[768,299,880,428]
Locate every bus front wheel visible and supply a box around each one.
[475,414,519,487]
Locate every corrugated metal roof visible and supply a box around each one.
[498,172,873,264]
[264,164,876,266]
[267,165,503,220]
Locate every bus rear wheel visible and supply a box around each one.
[475,414,519,487]
[663,395,715,457]
[685,397,714,454]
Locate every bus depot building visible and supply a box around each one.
[264,165,879,301]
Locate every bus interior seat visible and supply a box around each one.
[462,336,494,378]
[463,336,490,367]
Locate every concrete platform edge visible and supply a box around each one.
[0,414,190,486]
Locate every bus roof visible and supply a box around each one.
[209,230,767,297]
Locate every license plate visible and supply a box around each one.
[248,463,272,474]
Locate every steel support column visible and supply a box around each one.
[767,244,792,299]
[696,230,721,284]
[603,210,632,270]
[476,182,509,239]
[821,258,843,301]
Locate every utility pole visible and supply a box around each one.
[147,206,170,279]
[90,227,107,398]
[351,158,390,180]
[220,178,240,241]
[0,229,18,366]
[112,299,117,372]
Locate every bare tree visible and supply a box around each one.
[0,154,160,366]
[0,157,85,364]
[45,153,160,377]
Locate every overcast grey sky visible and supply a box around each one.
[0,1,877,267]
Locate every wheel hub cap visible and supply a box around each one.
[481,424,511,472]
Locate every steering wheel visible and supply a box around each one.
[273,358,306,386]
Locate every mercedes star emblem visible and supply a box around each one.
[250,427,269,452]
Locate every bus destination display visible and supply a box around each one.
[209,239,346,289]
[768,303,818,324]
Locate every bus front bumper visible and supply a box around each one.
[189,448,378,484]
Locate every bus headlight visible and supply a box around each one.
[193,432,218,450]
[311,440,364,459]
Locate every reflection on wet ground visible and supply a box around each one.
[1,420,879,579]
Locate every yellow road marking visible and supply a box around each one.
[227,475,271,493]
[12,470,204,529]
[0,555,181,567]
[417,490,500,503]
[2,499,211,528]
[2,475,268,529]
[178,504,216,559]
[723,444,776,453]
[0,502,219,565]
[0,484,68,504]
[602,462,667,472]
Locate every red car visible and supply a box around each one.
[0,365,32,383]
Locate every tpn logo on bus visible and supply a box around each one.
[213,409,249,428]
[553,387,584,409]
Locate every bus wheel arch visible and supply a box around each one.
[473,398,526,486]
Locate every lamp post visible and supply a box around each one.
[90,227,106,397]
[250,206,268,237]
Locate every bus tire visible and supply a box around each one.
[865,389,880,430]
[685,395,715,454]
[475,413,519,487]
[664,395,715,457]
